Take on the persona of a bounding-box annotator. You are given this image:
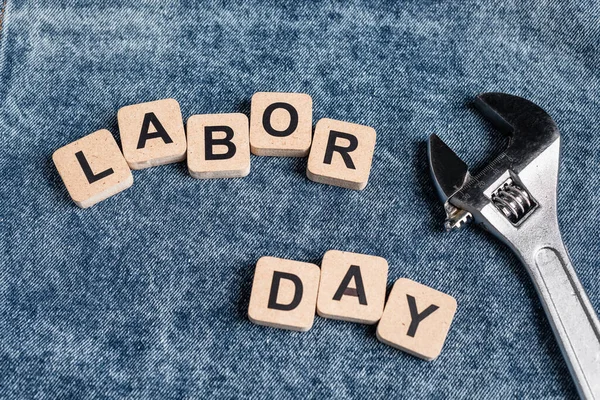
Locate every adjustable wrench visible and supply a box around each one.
[427,93,600,399]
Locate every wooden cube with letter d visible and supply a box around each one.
[248,256,320,331]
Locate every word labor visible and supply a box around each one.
[53,92,377,208]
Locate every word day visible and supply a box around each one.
[248,251,457,361]
[53,92,377,208]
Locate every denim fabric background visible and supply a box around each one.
[0,0,598,398]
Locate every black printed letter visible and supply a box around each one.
[137,112,174,149]
[268,271,303,311]
[75,151,114,184]
[332,265,367,305]
[262,102,298,137]
[204,126,236,160]
[406,295,439,337]
[323,131,358,169]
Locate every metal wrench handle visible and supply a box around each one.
[517,223,600,399]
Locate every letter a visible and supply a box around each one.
[332,265,368,305]
[137,112,174,149]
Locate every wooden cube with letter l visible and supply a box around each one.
[248,256,320,331]
[53,129,133,208]
[307,118,376,190]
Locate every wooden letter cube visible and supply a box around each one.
[53,129,133,208]
[248,256,320,331]
[118,98,186,169]
[187,113,250,179]
[307,118,376,190]
[317,250,388,324]
[376,278,457,361]
[249,92,313,157]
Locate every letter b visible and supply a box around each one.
[187,113,251,179]
[204,126,237,160]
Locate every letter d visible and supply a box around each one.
[268,271,304,311]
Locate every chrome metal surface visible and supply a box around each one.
[428,93,600,399]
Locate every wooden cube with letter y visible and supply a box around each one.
[248,256,320,331]
[307,118,376,190]
[377,278,457,360]
[53,129,133,208]
[118,98,187,169]
[317,250,388,324]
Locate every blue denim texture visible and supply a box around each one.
[1,0,598,398]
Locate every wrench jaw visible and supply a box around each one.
[474,92,559,157]
[428,92,561,239]
[427,134,473,230]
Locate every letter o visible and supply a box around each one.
[262,102,299,137]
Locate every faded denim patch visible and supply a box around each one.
[0,0,598,398]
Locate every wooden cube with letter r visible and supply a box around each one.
[307,118,376,190]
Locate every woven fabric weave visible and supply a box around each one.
[1,1,598,398]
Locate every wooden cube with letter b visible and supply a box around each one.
[118,98,187,169]
[187,113,250,179]
[376,278,457,360]
[53,129,133,208]
[248,256,320,331]
[317,250,388,324]
[307,118,376,190]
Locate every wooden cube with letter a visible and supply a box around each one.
[53,129,133,208]
[317,250,388,324]
[376,278,457,361]
[187,113,250,179]
[249,92,313,157]
[118,98,187,169]
[307,118,376,190]
[248,256,320,331]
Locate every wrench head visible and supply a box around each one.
[474,92,559,157]
[428,133,471,202]
[428,93,561,231]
